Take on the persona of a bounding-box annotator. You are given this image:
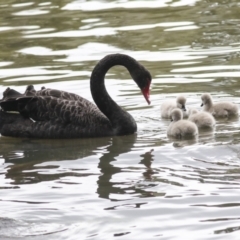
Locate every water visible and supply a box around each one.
[1,0,240,239]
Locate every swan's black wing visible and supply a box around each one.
[0,93,113,139]
[25,85,85,101]
[0,84,94,112]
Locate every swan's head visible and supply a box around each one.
[131,67,152,105]
[170,108,183,122]
[176,95,186,111]
[201,93,212,107]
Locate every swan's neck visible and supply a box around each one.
[90,54,138,135]
[204,100,213,111]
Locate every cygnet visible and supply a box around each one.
[201,93,239,118]
[188,108,215,129]
[161,95,187,118]
[167,108,198,139]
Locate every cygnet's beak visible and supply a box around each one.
[201,103,203,107]
[182,105,186,111]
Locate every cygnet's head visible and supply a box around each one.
[188,108,199,115]
[176,95,186,111]
[170,108,183,122]
[201,93,212,107]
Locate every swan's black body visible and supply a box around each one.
[0,54,151,139]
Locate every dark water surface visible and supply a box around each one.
[1,0,240,239]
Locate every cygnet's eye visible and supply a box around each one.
[181,104,186,111]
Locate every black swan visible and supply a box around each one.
[0,54,152,139]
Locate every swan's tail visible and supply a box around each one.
[2,87,24,99]
[0,111,21,131]
[0,87,25,112]
[0,111,33,137]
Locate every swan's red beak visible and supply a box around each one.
[141,82,151,105]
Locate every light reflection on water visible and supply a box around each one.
[1,0,240,239]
